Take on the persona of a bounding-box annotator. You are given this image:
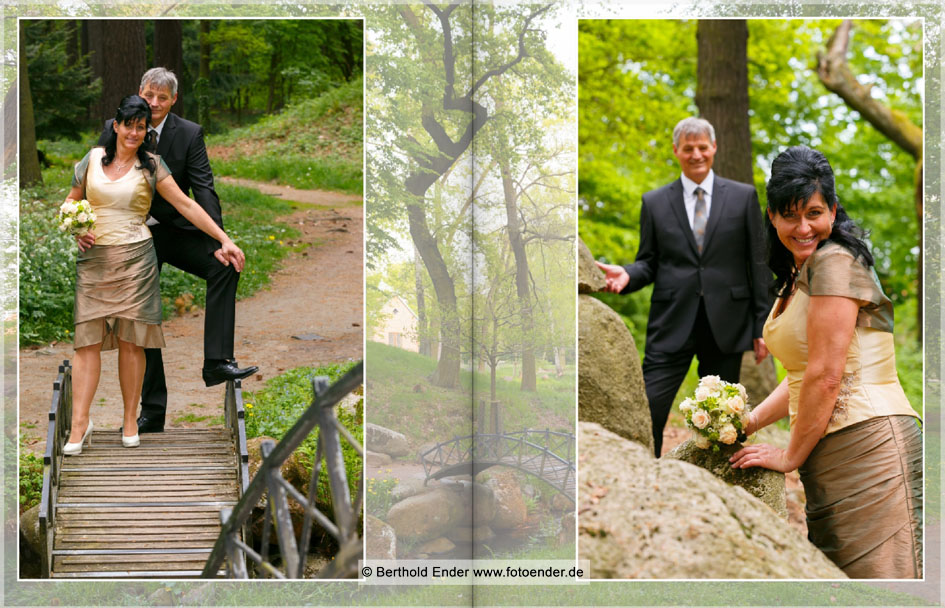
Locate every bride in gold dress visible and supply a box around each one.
[730,146,921,579]
[62,95,245,454]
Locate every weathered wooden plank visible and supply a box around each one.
[60,484,236,494]
[56,504,228,515]
[57,525,222,535]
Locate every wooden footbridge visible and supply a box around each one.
[419,429,576,503]
[37,360,363,579]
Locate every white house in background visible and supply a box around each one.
[373,294,419,352]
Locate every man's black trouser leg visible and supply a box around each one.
[140,223,240,418]
[642,300,744,457]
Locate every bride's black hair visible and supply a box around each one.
[102,95,156,175]
[765,146,873,298]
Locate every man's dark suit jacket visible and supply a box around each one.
[99,113,223,247]
[622,175,770,355]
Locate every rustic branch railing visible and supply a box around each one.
[202,361,364,579]
[38,360,72,579]
[419,429,575,502]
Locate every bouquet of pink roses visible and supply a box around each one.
[680,375,750,451]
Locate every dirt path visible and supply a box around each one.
[18,178,363,455]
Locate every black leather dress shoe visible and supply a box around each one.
[202,360,259,387]
[136,415,164,433]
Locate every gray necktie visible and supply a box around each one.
[693,187,707,253]
[151,129,159,150]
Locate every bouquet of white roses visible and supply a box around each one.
[57,199,96,236]
[680,375,750,451]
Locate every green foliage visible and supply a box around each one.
[19,166,79,345]
[23,21,101,140]
[207,77,363,194]
[19,447,44,513]
[365,477,397,519]
[18,157,299,346]
[244,363,362,511]
[195,20,362,125]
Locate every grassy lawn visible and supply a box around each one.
[207,77,362,194]
[366,341,574,447]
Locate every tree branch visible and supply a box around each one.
[816,19,921,159]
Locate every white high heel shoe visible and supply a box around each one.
[122,431,140,448]
[63,420,93,456]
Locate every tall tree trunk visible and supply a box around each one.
[100,21,146,124]
[266,48,280,114]
[406,199,461,388]
[696,20,753,185]
[200,21,211,79]
[19,27,41,186]
[154,20,184,116]
[414,244,431,357]
[87,20,105,123]
[499,160,536,391]
[65,21,78,67]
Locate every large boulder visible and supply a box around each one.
[386,487,466,542]
[665,439,787,518]
[578,238,606,294]
[366,423,410,458]
[19,504,43,578]
[365,514,397,559]
[447,525,495,544]
[485,471,527,529]
[578,422,846,579]
[739,353,779,409]
[461,482,497,525]
[578,295,653,451]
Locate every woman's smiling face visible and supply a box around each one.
[768,191,837,267]
[114,117,147,154]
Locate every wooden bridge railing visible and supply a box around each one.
[38,360,72,579]
[202,361,364,579]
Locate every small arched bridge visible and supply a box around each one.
[419,430,575,503]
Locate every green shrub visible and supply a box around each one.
[19,448,44,513]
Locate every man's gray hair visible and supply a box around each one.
[140,67,178,97]
[673,117,715,146]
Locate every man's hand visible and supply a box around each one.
[215,241,245,273]
[753,337,768,364]
[75,232,95,252]
[595,261,630,294]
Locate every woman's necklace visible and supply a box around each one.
[114,155,134,171]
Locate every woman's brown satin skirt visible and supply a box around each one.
[800,415,922,579]
[74,239,165,351]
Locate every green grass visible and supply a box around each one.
[18,159,302,346]
[213,154,362,194]
[207,77,362,194]
[366,341,574,447]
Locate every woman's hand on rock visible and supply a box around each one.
[729,443,794,473]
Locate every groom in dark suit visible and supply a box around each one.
[597,117,771,457]
[96,68,257,432]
